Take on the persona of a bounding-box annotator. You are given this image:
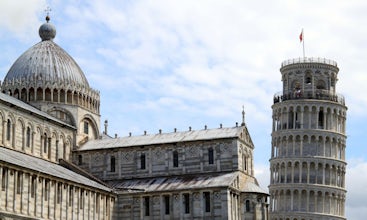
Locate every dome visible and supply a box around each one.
[3,40,90,89]
[2,17,90,91]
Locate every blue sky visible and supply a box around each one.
[0,0,366,219]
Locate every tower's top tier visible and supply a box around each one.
[281,57,338,69]
[274,57,344,105]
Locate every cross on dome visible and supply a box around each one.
[45,6,52,22]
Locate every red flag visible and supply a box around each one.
[299,30,303,42]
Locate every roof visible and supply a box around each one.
[242,181,268,194]
[2,39,90,90]
[79,126,245,151]
[109,172,238,192]
[108,172,268,195]
[0,147,111,192]
[0,92,75,129]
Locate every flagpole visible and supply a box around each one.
[302,29,305,58]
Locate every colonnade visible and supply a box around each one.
[0,165,113,219]
[0,111,72,163]
[272,104,346,133]
[272,134,346,160]
[3,86,100,114]
[270,160,346,187]
[270,189,345,217]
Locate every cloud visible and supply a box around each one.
[345,158,367,219]
[1,1,367,218]
[0,0,46,42]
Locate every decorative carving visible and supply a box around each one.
[134,198,140,204]
[154,148,162,160]
[173,194,179,201]
[193,192,199,200]
[189,147,197,157]
[153,196,160,204]
[122,152,132,162]
[214,191,221,199]
[94,154,102,163]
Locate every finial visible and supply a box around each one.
[241,105,246,126]
[45,6,52,22]
[39,6,56,41]
[104,120,108,135]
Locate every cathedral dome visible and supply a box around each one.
[3,40,90,89]
[1,16,100,122]
[3,17,90,90]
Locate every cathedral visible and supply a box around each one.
[0,16,269,219]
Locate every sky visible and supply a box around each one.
[0,0,366,219]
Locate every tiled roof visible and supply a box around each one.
[0,92,75,129]
[242,181,268,194]
[0,147,111,192]
[79,126,245,151]
[109,172,238,192]
[108,171,268,194]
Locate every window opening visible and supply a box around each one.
[84,121,89,134]
[141,153,146,169]
[173,151,178,167]
[164,195,170,214]
[203,192,210,212]
[6,119,11,141]
[208,148,214,164]
[184,193,190,213]
[110,156,116,172]
[26,127,31,147]
[144,197,150,216]
[245,200,250,212]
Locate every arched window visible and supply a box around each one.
[245,200,250,212]
[316,80,326,90]
[173,151,178,167]
[43,133,48,153]
[318,110,324,129]
[305,72,312,84]
[208,148,214,164]
[84,121,89,134]
[6,119,11,141]
[48,138,51,159]
[26,127,31,148]
[243,154,247,171]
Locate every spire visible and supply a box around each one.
[241,105,246,126]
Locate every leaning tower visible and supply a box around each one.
[269,57,347,220]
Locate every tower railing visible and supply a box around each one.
[281,57,337,68]
[273,89,345,105]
